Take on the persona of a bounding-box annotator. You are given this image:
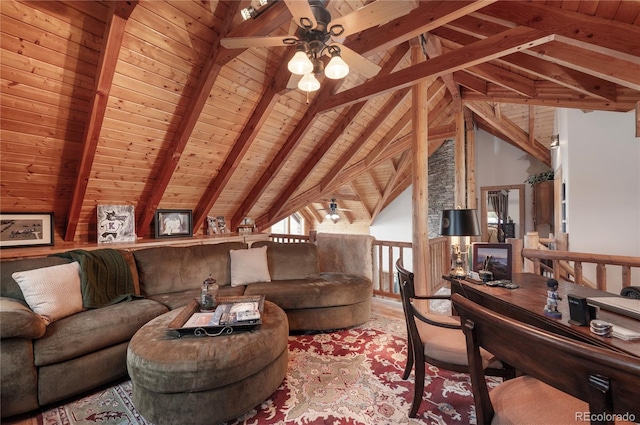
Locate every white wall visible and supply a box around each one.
[370,187,413,272]
[372,111,640,293]
[559,109,640,293]
[476,129,548,234]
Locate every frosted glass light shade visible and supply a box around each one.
[325,54,349,79]
[298,73,320,92]
[288,50,313,75]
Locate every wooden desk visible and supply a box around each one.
[446,273,640,358]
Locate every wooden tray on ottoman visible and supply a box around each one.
[167,295,265,337]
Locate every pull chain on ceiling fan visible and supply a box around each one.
[222,0,417,92]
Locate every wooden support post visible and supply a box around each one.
[454,110,466,207]
[411,42,430,296]
[523,231,540,273]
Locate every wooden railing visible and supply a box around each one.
[518,232,640,292]
[372,237,450,300]
[522,249,640,291]
[269,233,310,243]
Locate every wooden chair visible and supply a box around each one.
[452,293,640,425]
[395,259,514,418]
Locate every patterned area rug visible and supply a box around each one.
[34,314,498,425]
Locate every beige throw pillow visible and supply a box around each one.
[230,246,271,287]
[12,261,84,325]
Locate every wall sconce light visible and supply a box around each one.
[440,208,480,278]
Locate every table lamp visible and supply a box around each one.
[440,208,480,278]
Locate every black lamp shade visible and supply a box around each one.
[440,209,480,236]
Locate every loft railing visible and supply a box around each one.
[269,233,310,243]
[517,232,640,292]
[370,237,450,300]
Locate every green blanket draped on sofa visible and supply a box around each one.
[52,249,137,308]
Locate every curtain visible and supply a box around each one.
[488,190,509,242]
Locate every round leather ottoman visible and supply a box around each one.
[126,301,289,425]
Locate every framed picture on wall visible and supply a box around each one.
[472,243,513,280]
[98,205,136,244]
[0,212,54,248]
[155,209,193,238]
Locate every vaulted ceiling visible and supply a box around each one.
[1,0,639,243]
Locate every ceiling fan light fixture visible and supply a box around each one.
[325,51,349,80]
[288,46,314,75]
[298,73,320,92]
[326,212,339,220]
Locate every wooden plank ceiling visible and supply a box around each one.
[1,0,639,243]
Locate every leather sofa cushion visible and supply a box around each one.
[251,241,319,280]
[133,242,247,295]
[244,273,371,310]
[34,299,168,367]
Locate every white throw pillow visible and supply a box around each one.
[12,261,84,325]
[230,246,271,287]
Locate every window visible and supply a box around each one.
[272,213,304,235]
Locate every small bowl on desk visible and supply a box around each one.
[590,320,612,337]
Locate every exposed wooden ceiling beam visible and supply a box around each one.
[422,33,461,110]
[191,49,294,234]
[136,1,240,237]
[320,26,556,112]
[370,150,411,222]
[229,73,346,231]
[320,88,411,191]
[453,71,487,94]
[462,85,640,112]
[525,41,640,91]
[440,19,617,101]
[365,113,411,166]
[465,100,551,166]
[349,182,372,221]
[65,0,138,242]
[266,44,410,221]
[259,128,449,230]
[478,2,640,59]
[348,0,498,57]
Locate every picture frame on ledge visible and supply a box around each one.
[472,243,513,280]
[0,212,54,248]
[155,209,193,239]
[98,205,136,244]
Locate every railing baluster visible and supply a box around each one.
[596,263,606,291]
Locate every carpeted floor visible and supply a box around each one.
[10,313,498,425]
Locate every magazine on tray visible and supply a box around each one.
[182,300,261,328]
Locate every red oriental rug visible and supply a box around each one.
[27,313,499,425]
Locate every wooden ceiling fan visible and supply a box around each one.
[220,0,417,89]
[317,198,351,221]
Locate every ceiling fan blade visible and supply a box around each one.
[284,0,317,29]
[338,45,381,79]
[330,0,417,38]
[220,35,293,49]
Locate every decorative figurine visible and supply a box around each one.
[200,274,218,312]
[544,278,562,318]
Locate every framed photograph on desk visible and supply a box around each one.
[472,243,512,280]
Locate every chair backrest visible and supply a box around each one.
[452,293,640,425]
[396,258,418,345]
